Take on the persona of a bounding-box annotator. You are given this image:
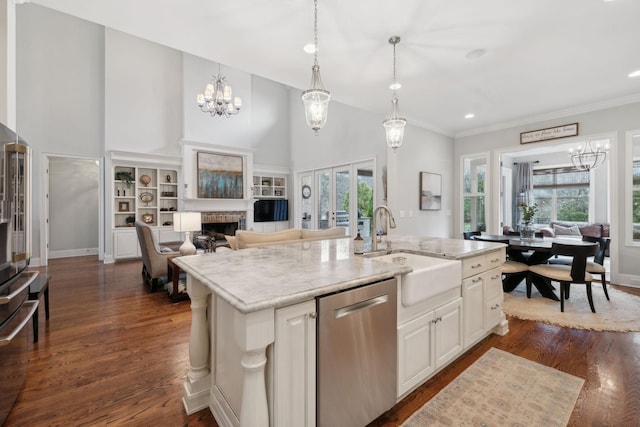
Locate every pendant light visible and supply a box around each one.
[301,0,330,134]
[383,36,406,150]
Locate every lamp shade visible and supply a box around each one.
[173,212,202,232]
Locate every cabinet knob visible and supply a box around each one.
[309,312,318,319]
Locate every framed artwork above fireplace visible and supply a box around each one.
[197,151,244,199]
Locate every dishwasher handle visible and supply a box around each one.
[335,294,389,319]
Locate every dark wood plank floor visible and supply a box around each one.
[6,255,640,426]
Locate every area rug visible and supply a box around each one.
[503,283,640,331]
[401,347,583,427]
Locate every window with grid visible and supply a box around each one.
[633,160,640,241]
[532,166,590,224]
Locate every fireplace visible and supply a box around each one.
[200,211,246,239]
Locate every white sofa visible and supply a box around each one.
[226,227,347,249]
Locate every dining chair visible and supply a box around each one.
[478,236,529,286]
[546,236,610,300]
[581,236,611,300]
[527,242,598,312]
[463,231,481,240]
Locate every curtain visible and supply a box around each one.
[512,162,534,228]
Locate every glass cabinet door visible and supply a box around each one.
[4,142,29,263]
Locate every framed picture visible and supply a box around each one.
[419,172,442,210]
[197,152,244,199]
[118,201,130,212]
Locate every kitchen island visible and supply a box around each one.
[174,237,508,427]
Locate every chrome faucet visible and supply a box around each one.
[372,205,397,252]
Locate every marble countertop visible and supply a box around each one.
[174,236,504,314]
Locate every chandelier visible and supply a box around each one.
[383,36,406,150]
[301,0,330,134]
[569,141,608,171]
[196,65,242,117]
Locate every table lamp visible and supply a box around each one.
[173,212,201,255]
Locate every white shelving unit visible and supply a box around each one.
[108,151,182,261]
[253,175,287,199]
[113,166,179,228]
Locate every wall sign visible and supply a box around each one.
[520,123,578,144]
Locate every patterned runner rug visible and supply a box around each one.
[504,283,640,331]
[401,348,583,427]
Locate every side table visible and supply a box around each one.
[28,274,50,343]
[167,257,189,303]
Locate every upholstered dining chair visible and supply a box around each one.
[581,236,611,300]
[463,231,481,240]
[547,236,610,300]
[479,236,529,287]
[527,242,598,312]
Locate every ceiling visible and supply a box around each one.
[29,0,640,137]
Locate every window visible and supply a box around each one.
[463,155,487,232]
[532,166,589,223]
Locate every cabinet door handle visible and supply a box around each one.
[491,275,501,280]
[471,263,482,269]
[490,258,501,263]
[472,277,483,283]
[309,312,318,319]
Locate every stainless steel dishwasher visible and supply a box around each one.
[317,277,397,427]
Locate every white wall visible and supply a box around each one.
[15,4,293,263]
[16,4,105,262]
[289,89,455,238]
[455,102,640,282]
[105,28,182,156]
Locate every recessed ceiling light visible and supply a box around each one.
[389,82,402,90]
[628,69,640,78]
[465,49,486,60]
[303,43,316,54]
[464,113,475,119]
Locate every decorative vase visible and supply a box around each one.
[520,223,535,241]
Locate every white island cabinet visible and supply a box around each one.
[174,237,508,427]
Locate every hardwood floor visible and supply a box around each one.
[6,255,640,426]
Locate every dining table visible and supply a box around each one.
[473,234,598,301]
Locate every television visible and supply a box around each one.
[254,199,288,222]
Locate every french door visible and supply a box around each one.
[315,167,350,231]
[298,160,375,236]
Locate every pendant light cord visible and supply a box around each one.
[313,0,319,66]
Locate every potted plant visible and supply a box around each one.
[115,171,133,188]
[518,203,538,240]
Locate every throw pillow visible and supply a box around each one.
[225,235,238,250]
[552,224,581,236]
[160,246,174,253]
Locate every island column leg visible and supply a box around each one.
[234,307,275,427]
[183,275,211,414]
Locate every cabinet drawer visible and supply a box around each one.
[462,249,506,278]
[486,248,506,270]
[462,255,486,278]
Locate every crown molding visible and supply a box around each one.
[454,93,640,140]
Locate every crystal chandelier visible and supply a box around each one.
[569,141,608,171]
[301,0,330,134]
[196,65,242,117]
[383,36,406,150]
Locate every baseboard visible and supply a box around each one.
[613,273,640,288]
[49,248,99,259]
